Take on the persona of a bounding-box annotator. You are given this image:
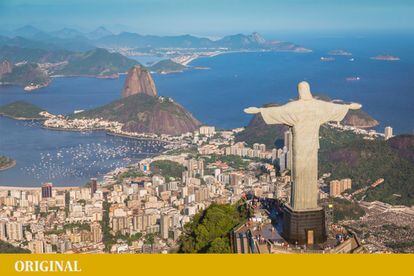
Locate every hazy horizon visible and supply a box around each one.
[1,0,413,37]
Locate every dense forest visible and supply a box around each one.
[0,240,30,253]
[179,202,251,253]
[319,127,414,206]
[150,160,185,180]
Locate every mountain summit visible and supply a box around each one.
[249,32,266,44]
[75,65,201,135]
[122,65,157,98]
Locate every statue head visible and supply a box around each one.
[298,81,313,100]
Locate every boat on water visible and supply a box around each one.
[346,76,361,81]
[320,57,335,62]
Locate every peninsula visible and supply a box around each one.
[0,101,47,120]
[44,65,201,136]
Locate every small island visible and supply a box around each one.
[148,59,187,74]
[328,49,352,56]
[320,57,335,62]
[0,155,16,171]
[370,55,400,61]
[0,101,47,120]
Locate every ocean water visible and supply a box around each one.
[0,118,165,186]
[1,32,413,186]
[155,45,414,133]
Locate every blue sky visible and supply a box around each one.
[0,0,413,35]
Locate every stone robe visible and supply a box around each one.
[259,99,351,211]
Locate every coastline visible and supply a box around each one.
[24,80,51,92]
[51,73,122,79]
[42,125,171,143]
[175,48,312,67]
[0,114,46,121]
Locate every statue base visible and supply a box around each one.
[282,205,327,245]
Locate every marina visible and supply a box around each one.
[0,118,165,186]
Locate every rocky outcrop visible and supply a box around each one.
[0,60,13,78]
[76,93,201,136]
[122,65,157,98]
[342,109,379,128]
[119,95,201,135]
[77,64,200,135]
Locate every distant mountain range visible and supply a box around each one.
[0,46,139,88]
[94,31,310,51]
[55,48,138,77]
[0,25,310,52]
[0,25,311,88]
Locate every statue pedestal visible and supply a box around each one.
[282,205,326,245]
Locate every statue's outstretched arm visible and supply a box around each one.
[244,104,295,125]
[348,103,362,110]
[244,107,261,114]
[318,101,362,124]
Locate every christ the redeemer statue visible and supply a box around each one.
[245,81,361,211]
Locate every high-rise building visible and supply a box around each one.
[6,222,23,241]
[91,222,102,243]
[160,214,170,240]
[330,178,352,197]
[279,151,286,172]
[199,126,216,136]
[214,168,221,179]
[271,148,278,161]
[112,217,127,233]
[186,159,204,178]
[340,178,352,191]
[90,178,98,195]
[41,183,53,198]
[195,186,209,202]
[284,130,293,170]
[284,130,292,151]
[28,240,44,254]
[329,180,341,197]
[384,126,393,140]
[0,221,6,240]
[229,172,243,186]
[258,144,266,152]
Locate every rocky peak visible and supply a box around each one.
[0,60,13,78]
[250,32,266,44]
[342,109,379,128]
[121,65,157,98]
